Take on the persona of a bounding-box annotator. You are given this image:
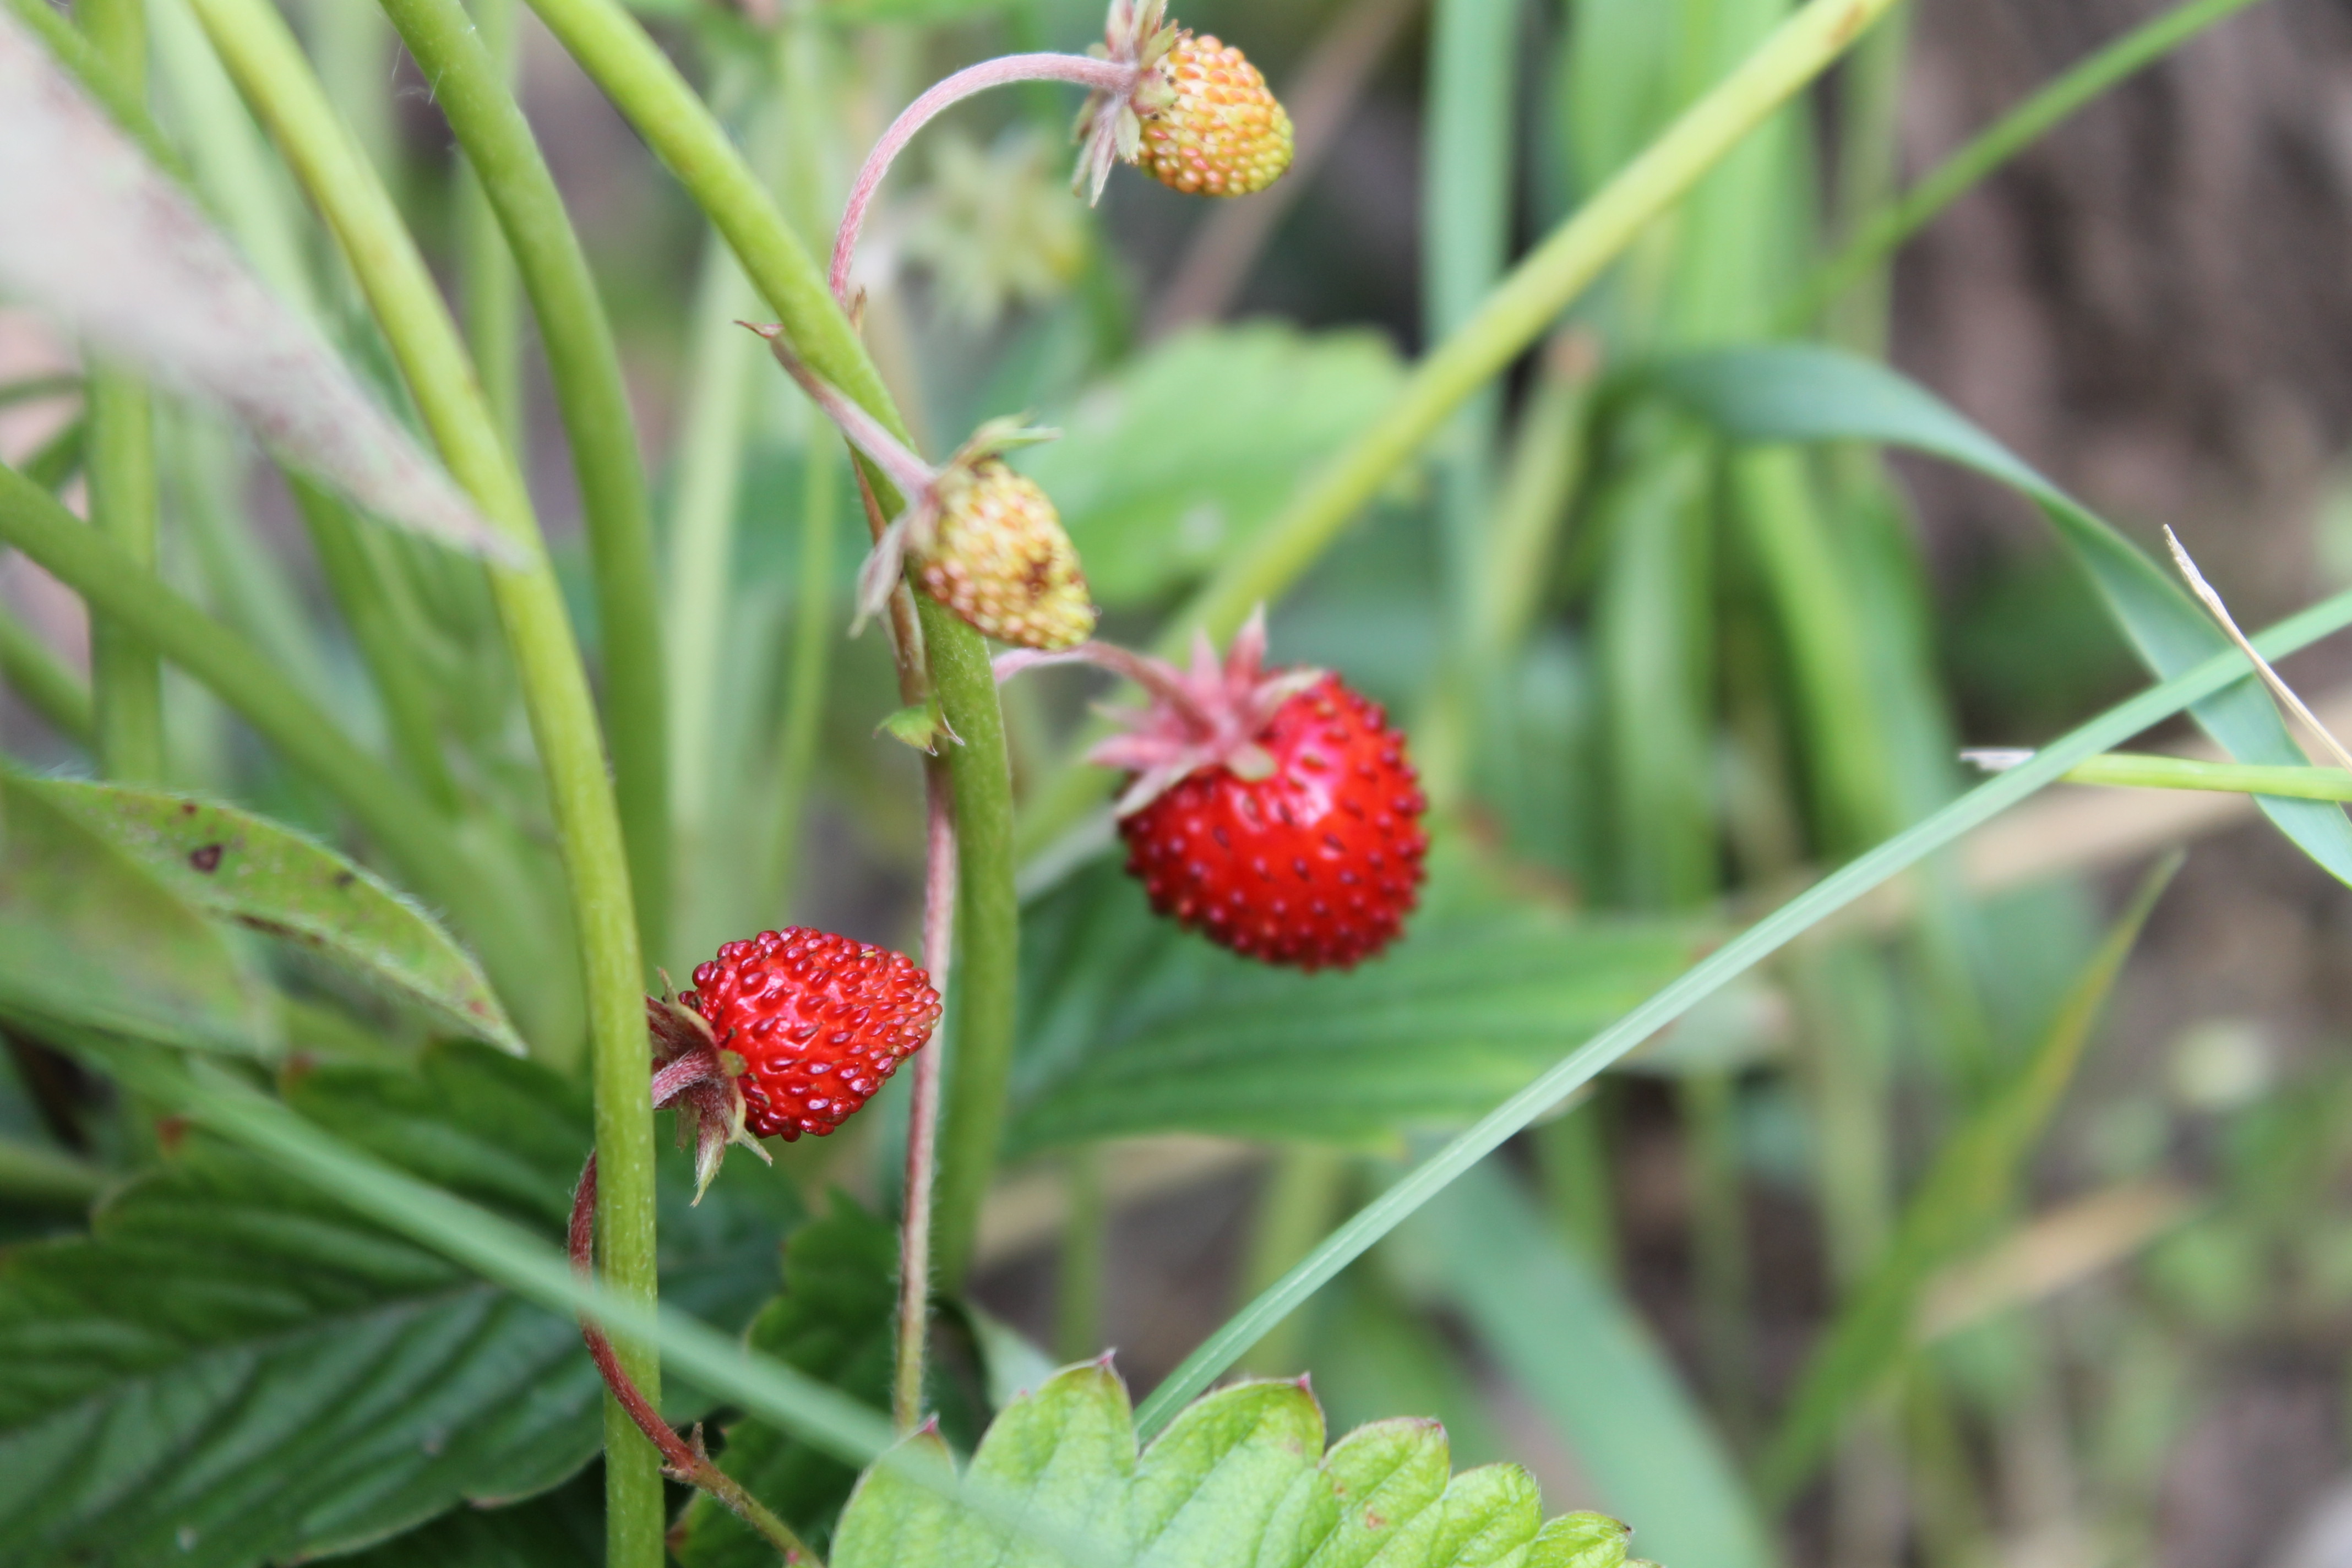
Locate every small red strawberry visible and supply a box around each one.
[680,929,943,1142]
[1001,612,1428,970]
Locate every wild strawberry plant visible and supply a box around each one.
[0,0,2335,1565]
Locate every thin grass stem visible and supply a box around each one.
[0,603,92,747]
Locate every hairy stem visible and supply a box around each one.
[570,1158,825,1566]
[183,3,663,1559]
[830,53,1134,305]
[381,0,672,965]
[895,769,956,1430]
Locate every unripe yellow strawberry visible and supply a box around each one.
[919,461,1097,651]
[1137,33,1293,198]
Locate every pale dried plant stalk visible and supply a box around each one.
[2164,526,2352,774]
[0,15,514,563]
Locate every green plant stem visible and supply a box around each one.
[0,603,93,746]
[1534,1093,1618,1277]
[0,460,484,902]
[382,0,672,967]
[2047,750,2352,799]
[1053,1146,1108,1363]
[1785,0,2269,330]
[519,0,1021,1291]
[455,0,524,451]
[79,0,165,786]
[1018,0,1905,858]
[1128,584,2352,1440]
[0,1132,105,1208]
[182,4,663,1561]
[1683,1069,1755,1452]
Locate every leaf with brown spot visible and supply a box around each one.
[28,781,524,1055]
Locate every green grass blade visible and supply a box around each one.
[1418,1161,1772,1568]
[0,602,91,745]
[1755,854,2181,1500]
[1653,343,2352,884]
[1130,583,2352,1440]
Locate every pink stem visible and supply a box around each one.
[892,765,957,1431]
[830,53,1139,307]
[570,1157,823,1564]
[742,323,938,499]
[650,1044,723,1107]
[994,639,1219,731]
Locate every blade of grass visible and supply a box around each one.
[1130,584,2352,1439]
[1976,750,2352,801]
[1785,0,2271,329]
[0,602,92,746]
[176,3,662,1556]
[79,0,165,786]
[518,0,1020,1292]
[1756,853,2181,1500]
[380,0,672,964]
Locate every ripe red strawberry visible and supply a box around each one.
[682,929,942,1141]
[1010,613,1427,970]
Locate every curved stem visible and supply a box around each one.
[830,53,1136,307]
[746,324,937,498]
[380,0,673,966]
[571,1158,825,1566]
[182,3,664,1561]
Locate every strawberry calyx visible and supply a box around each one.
[994,606,1324,813]
[1073,0,1184,203]
[645,989,770,1202]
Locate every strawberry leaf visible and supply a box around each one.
[0,772,274,1056]
[676,1195,983,1566]
[25,779,525,1055]
[1007,856,1702,1149]
[827,1361,1651,1568]
[0,1043,797,1568]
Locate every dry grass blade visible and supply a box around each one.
[0,15,515,563]
[2165,526,2352,773]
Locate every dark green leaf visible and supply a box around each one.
[1007,854,1702,1150]
[0,1043,796,1568]
[678,1194,981,1567]
[828,1361,1646,1568]
[326,1464,603,1567]
[1652,344,2352,885]
[27,780,524,1054]
[1015,325,1408,607]
[0,772,271,1055]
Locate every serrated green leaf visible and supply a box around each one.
[828,1363,1638,1568]
[27,780,524,1054]
[0,772,272,1055]
[1007,857,1701,1150]
[1014,325,1409,607]
[1652,343,2352,886]
[678,1195,982,1566]
[0,1043,796,1568]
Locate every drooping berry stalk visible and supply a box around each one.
[829,52,1137,306]
[570,1157,821,1566]
[745,322,1097,652]
[827,0,1294,307]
